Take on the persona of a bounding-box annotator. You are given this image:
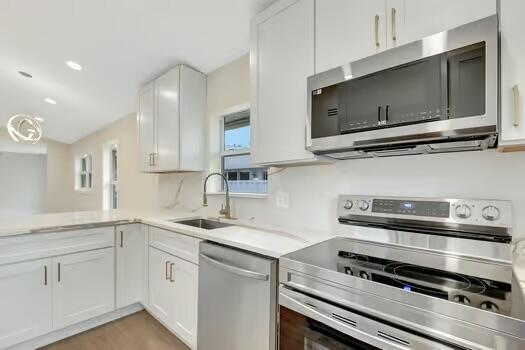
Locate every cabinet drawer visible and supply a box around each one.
[0,227,115,266]
[148,226,201,264]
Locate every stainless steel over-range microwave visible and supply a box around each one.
[307,15,498,159]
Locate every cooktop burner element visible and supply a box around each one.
[337,250,512,315]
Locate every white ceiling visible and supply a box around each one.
[0,0,275,143]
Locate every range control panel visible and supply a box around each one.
[372,199,450,218]
[337,195,513,230]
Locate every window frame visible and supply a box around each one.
[76,154,93,192]
[219,110,268,195]
[109,145,118,209]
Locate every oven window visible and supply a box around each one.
[279,306,379,350]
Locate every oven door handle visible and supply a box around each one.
[279,287,456,350]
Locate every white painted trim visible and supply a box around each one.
[8,303,144,350]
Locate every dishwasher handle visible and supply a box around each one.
[199,253,269,281]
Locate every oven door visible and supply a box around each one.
[279,286,458,350]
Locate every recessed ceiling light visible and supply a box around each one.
[18,71,33,78]
[65,60,82,71]
[44,98,57,105]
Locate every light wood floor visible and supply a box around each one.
[40,311,190,350]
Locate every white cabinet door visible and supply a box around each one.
[0,258,52,348]
[315,0,387,73]
[251,0,318,166]
[138,81,156,172]
[156,67,181,171]
[390,0,496,47]
[500,0,525,146]
[172,256,198,349]
[116,224,146,309]
[53,248,115,329]
[148,247,174,326]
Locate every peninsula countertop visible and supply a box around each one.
[0,210,332,258]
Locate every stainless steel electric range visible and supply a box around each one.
[279,195,525,349]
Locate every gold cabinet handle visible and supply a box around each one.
[120,230,124,248]
[165,261,171,280]
[375,15,380,47]
[169,263,175,283]
[513,85,521,127]
[57,262,61,282]
[391,8,397,42]
[44,265,48,286]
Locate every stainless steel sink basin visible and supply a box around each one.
[172,218,233,230]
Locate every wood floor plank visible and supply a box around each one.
[40,311,190,350]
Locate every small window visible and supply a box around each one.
[76,154,93,191]
[110,146,118,209]
[220,110,268,194]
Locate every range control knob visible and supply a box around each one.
[482,206,501,221]
[480,301,499,313]
[359,271,370,280]
[455,204,472,219]
[453,295,471,305]
[357,200,370,211]
[343,200,353,210]
[344,267,353,275]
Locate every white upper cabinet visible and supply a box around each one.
[251,0,321,166]
[315,0,387,73]
[315,0,496,73]
[0,258,52,349]
[138,65,206,172]
[500,0,525,147]
[138,82,156,172]
[116,224,146,309]
[391,0,496,47]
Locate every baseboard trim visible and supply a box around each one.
[8,303,144,350]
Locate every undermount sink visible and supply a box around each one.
[172,218,234,230]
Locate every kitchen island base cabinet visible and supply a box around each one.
[53,248,115,329]
[148,246,198,349]
[0,258,53,349]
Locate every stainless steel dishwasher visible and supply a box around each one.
[197,241,277,350]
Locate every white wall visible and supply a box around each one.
[0,152,47,215]
[70,114,159,212]
[0,128,72,213]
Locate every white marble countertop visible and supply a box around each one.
[0,210,332,258]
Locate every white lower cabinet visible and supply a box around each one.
[116,224,146,308]
[148,246,174,326]
[53,248,115,329]
[0,258,53,349]
[148,246,198,349]
[171,255,198,348]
